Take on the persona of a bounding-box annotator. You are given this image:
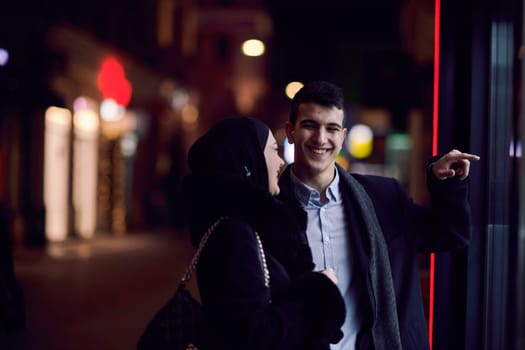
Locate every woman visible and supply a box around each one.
[182,117,345,350]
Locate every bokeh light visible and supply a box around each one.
[0,48,9,66]
[347,124,373,159]
[241,39,265,57]
[283,137,294,164]
[285,81,304,99]
[100,98,125,121]
[336,153,349,170]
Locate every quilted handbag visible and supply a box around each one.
[137,217,225,350]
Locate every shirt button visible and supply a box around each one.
[324,236,330,243]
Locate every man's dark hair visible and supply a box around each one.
[289,81,345,124]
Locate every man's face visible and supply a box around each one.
[285,102,346,181]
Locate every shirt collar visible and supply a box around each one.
[290,165,341,206]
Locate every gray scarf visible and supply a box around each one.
[338,165,403,350]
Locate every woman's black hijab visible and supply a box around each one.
[182,117,312,276]
[187,117,270,192]
[182,117,273,244]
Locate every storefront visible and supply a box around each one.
[432,0,524,349]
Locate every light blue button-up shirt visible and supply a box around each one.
[291,167,364,350]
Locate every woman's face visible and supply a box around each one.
[263,131,285,195]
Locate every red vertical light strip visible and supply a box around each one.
[433,0,441,155]
[429,0,441,349]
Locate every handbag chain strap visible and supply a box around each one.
[254,231,270,288]
[181,216,226,283]
[181,217,270,289]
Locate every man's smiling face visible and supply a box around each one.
[285,102,347,182]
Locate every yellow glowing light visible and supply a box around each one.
[74,110,100,134]
[45,106,72,127]
[285,81,304,99]
[241,39,265,57]
[347,124,374,159]
[182,105,199,125]
[44,106,73,242]
[100,111,137,140]
[336,153,350,170]
[72,110,99,240]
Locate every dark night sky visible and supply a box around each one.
[264,1,406,85]
[264,0,420,127]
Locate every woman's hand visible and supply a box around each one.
[316,268,338,285]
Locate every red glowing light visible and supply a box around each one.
[429,0,441,349]
[97,56,132,107]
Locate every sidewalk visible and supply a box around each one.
[1,229,195,350]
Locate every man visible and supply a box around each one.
[278,81,480,350]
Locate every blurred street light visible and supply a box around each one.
[285,81,303,99]
[347,124,373,159]
[241,39,265,57]
[0,48,9,66]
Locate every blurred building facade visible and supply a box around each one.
[0,0,273,243]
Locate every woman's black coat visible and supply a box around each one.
[182,118,345,350]
[196,214,345,350]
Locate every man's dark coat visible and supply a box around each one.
[278,163,471,350]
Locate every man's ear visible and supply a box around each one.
[285,121,295,143]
